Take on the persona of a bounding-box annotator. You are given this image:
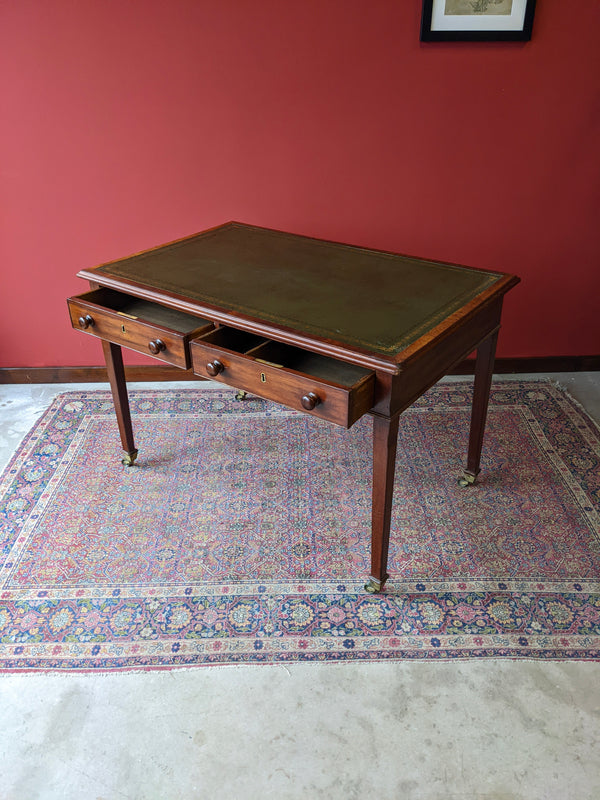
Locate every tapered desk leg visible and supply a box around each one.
[101,340,138,466]
[459,329,499,487]
[365,413,400,593]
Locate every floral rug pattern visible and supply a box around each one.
[0,381,598,670]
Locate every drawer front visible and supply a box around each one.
[68,296,193,368]
[190,340,374,428]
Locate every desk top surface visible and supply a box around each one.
[84,222,517,360]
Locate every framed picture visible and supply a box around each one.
[421,0,536,42]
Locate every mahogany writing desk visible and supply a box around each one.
[67,222,519,592]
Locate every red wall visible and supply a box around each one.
[1,0,599,368]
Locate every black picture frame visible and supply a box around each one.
[420,0,536,42]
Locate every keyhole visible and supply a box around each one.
[122,325,126,333]
[260,372,266,383]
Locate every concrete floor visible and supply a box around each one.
[0,374,599,800]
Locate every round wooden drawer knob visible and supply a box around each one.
[301,392,321,411]
[206,359,224,376]
[78,314,94,329]
[148,339,166,354]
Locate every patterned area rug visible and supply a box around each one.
[1,381,599,670]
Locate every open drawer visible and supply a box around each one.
[67,288,213,369]
[190,327,375,427]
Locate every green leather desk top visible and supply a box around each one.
[88,222,509,358]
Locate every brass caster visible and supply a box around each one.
[364,576,387,594]
[458,472,477,488]
[235,390,248,401]
[121,449,138,466]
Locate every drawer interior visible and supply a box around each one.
[195,326,268,353]
[252,341,372,388]
[195,326,372,389]
[77,288,212,334]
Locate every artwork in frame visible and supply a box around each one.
[421,0,536,42]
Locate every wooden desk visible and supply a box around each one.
[67,222,519,592]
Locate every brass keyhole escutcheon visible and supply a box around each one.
[122,325,126,333]
[260,372,266,383]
